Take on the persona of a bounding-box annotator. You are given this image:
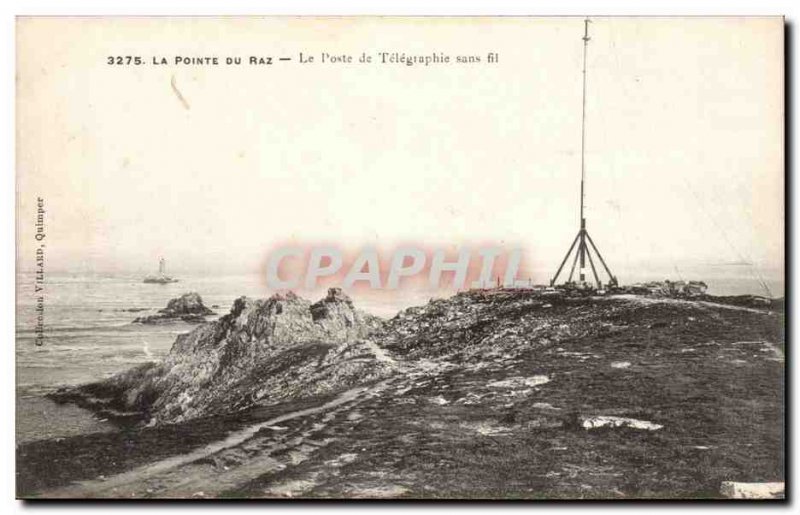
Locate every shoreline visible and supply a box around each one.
[17,291,784,499]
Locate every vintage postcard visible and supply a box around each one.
[15,16,784,499]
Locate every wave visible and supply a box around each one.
[17,355,158,370]
[15,321,162,336]
[17,384,60,398]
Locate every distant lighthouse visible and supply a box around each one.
[143,256,179,284]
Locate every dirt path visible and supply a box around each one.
[41,378,399,498]
[362,339,400,367]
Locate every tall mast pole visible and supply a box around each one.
[578,18,590,283]
[550,17,616,290]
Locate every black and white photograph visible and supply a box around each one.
[11,11,787,503]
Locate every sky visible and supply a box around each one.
[16,17,784,287]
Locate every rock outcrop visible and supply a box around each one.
[54,288,391,424]
[720,481,785,499]
[34,288,784,499]
[133,292,214,324]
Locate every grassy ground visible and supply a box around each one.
[18,293,784,499]
[16,393,337,496]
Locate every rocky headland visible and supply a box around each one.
[23,288,784,499]
[53,288,387,425]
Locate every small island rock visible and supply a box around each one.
[133,292,214,324]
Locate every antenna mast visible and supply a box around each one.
[580,17,589,229]
[550,18,618,289]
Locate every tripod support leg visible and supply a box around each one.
[567,241,582,283]
[585,231,616,284]
[585,242,601,288]
[550,230,581,285]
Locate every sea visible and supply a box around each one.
[15,269,783,444]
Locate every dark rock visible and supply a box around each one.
[310,287,356,326]
[133,313,209,324]
[159,292,214,316]
[60,288,784,432]
[133,292,214,325]
[68,288,391,424]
